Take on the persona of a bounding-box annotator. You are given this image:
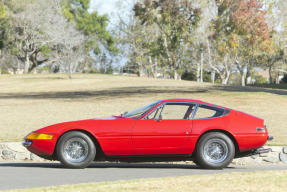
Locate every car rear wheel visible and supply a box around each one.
[56,131,96,169]
[194,132,235,169]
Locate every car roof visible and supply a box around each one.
[159,99,230,110]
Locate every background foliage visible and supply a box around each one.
[0,0,286,85]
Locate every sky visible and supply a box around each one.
[89,0,118,16]
[89,0,134,29]
[89,0,133,68]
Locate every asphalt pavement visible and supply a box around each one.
[0,162,287,190]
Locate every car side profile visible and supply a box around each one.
[23,99,273,169]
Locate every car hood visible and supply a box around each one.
[33,116,129,135]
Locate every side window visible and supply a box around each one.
[194,105,224,119]
[161,104,190,120]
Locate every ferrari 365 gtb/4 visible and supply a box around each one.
[23,99,273,169]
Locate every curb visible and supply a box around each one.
[0,142,287,164]
[0,142,44,161]
[232,146,287,165]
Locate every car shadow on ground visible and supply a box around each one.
[0,162,236,169]
[88,162,199,169]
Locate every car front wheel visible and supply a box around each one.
[56,131,96,169]
[195,132,235,169]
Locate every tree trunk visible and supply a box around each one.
[268,66,273,84]
[174,69,181,80]
[239,67,246,87]
[197,62,200,82]
[222,78,228,85]
[148,56,157,78]
[211,71,215,84]
[206,38,214,84]
[245,67,251,85]
[138,64,145,77]
[241,73,246,87]
[68,63,72,79]
[275,71,280,84]
[154,58,158,78]
[24,53,30,74]
[17,60,21,73]
[200,52,203,83]
[31,68,37,74]
[222,71,230,85]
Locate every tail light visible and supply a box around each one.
[256,127,266,133]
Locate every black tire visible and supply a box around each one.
[194,132,235,169]
[56,131,96,169]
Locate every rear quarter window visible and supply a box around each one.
[194,105,226,119]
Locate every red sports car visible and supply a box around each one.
[23,99,273,169]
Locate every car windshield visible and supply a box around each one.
[122,101,160,119]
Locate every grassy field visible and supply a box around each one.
[0,73,286,145]
[6,170,287,192]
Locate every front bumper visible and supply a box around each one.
[22,139,56,157]
[22,140,32,147]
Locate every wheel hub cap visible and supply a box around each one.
[63,138,89,163]
[203,138,228,164]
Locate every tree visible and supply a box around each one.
[275,0,287,80]
[211,0,270,86]
[114,0,163,77]
[208,1,238,84]
[254,35,284,83]
[5,0,88,77]
[5,0,54,73]
[134,0,201,80]
[1,0,116,77]
[248,0,287,84]
[62,0,117,73]
[0,2,7,52]
[187,0,217,83]
[0,2,6,74]
[0,2,12,74]
[232,0,270,86]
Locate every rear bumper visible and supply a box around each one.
[235,135,273,158]
[251,135,273,155]
[268,136,274,141]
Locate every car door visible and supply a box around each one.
[132,102,194,155]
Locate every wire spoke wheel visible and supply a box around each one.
[195,132,235,169]
[63,138,89,163]
[203,139,228,164]
[57,131,96,169]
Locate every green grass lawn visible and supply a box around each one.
[6,170,287,192]
[0,73,286,145]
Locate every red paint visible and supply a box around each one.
[132,119,192,155]
[24,99,271,159]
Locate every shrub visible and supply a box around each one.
[280,74,287,84]
[182,71,196,81]
[254,74,268,84]
[182,71,220,83]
